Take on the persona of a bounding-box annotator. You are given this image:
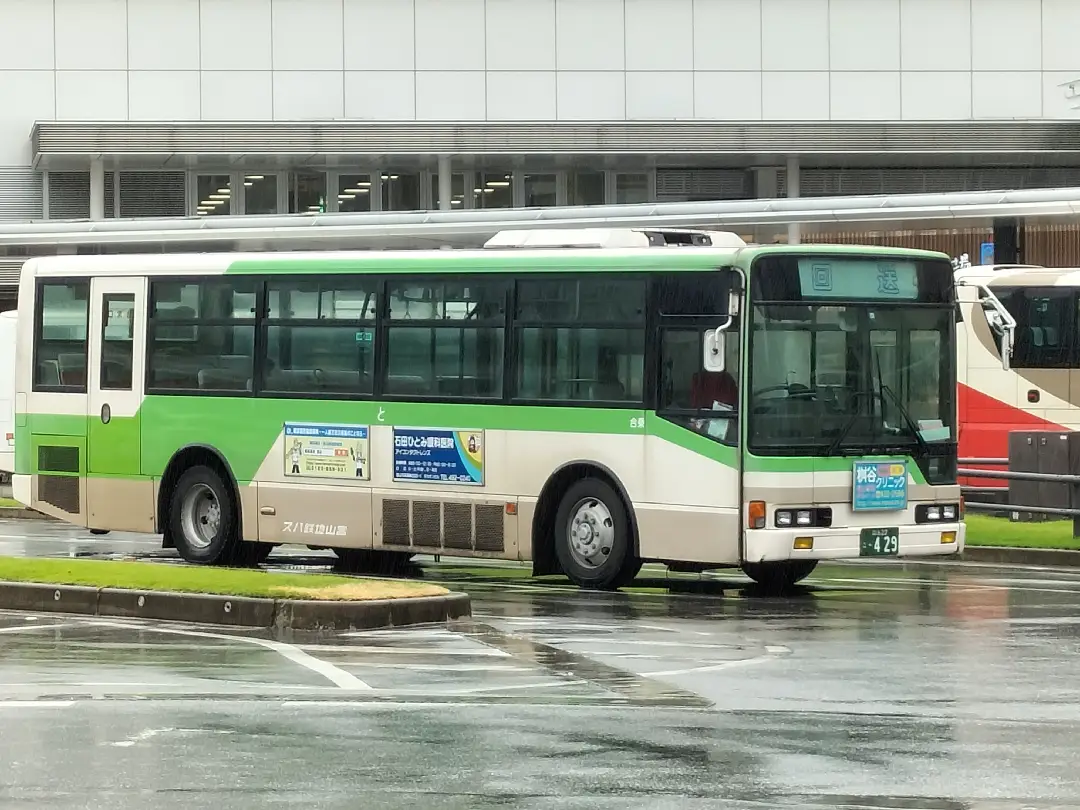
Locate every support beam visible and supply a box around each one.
[786,156,800,245]
[89,160,105,221]
[437,156,452,212]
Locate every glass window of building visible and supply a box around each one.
[243,174,277,215]
[195,174,232,216]
[290,171,327,213]
[474,173,513,209]
[568,171,605,206]
[615,173,650,204]
[337,174,372,213]
[524,174,556,207]
[430,173,467,208]
[381,173,420,211]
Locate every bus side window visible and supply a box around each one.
[33,280,90,393]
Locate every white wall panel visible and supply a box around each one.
[1042,0,1080,72]
[273,71,345,119]
[55,0,127,70]
[1043,73,1080,120]
[415,72,486,120]
[129,71,200,120]
[200,0,273,71]
[0,71,54,164]
[626,73,694,119]
[201,71,274,119]
[971,0,1041,72]
[694,72,762,119]
[900,0,970,71]
[829,0,899,71]
[761,71,828,119]
[972,71,1042,119]
[626,0,693,71]
[0,0,54,70]
[830,72,900,120]
[693,0,761,71]
[487,72,557,120]
[901,72,972,119]
[556,72,625,119]
[555,0,624,71]
[416,0,486,71]
[343,0,415,71]
[761,0,828,71]
[345,71,416,119]
[56,71,127,120]
[272,0,344,71]
[129,0,200,70]
[487,0,556,71]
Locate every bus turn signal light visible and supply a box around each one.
[941,531,956,545]
[793,536,814,550]
[748,501,766,529]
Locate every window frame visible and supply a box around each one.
[32,277,91,394]
[258,274,379,400]
[144,275,260,397]
[511,272,649,409]
[99,292,136,392]
[378,274,512,403]
[991,285,1078,370]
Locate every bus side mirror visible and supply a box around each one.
[703,328,726,373]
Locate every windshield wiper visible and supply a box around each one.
[824,390,871,456]
[878,382,931,458]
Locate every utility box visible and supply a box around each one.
[1007,430,1080,521]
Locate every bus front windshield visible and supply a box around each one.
[747,255,956,482]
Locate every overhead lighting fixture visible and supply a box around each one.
[209,194,230,200]
[487,180,510,187]
[245,175,264,181]
[343,188,370,194]
[338,194,357,200]
[243,182,254,187]
[217,188,230,194]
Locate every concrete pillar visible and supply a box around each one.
[437,156,452,211]
[753,167,779,199]
[786,155,800,245]
[89,159,105,220]
[992,218,1023,264]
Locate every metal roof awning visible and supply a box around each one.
[30,120,1080,169]
[1,186,1079,250]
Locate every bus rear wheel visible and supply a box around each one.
[553,478,639,590]
[169,465,240,565]
[741,560,818,591]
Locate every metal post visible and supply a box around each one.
[786,156,800,245]
[89,159,105,220]
[437,156,452,211]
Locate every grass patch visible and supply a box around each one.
[965,513,1080,550]
[0,557,448,601]
[0,498,21,509]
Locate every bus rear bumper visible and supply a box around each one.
[743,522,965,563]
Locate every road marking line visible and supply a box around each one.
[88,619,372,691]
[0,623,76,635]
[111,728,174,747]
[0,701,75,708]
[646,648,790,678]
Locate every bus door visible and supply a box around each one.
[85,276,149,531]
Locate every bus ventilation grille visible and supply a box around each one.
[381,498,505,553]
[38,475,79,514]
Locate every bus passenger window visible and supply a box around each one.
[100,294,135,390]
[34,280,90,392]
[146,279,256,393]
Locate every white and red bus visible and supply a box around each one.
[954,258,1079,488]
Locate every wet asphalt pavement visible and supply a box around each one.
[1,521,1080,808]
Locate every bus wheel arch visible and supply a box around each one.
[532,461,642,588]
[158,445,243,557]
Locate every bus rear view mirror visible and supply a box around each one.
[703,328,726,373]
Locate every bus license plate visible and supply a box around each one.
[859,527,899,557]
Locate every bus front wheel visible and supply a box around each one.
[168,465,240,565]
[741,560,818,591]
[553,478,639,590]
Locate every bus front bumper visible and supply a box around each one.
[743,522,964,563]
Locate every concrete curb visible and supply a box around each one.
[0,581,471,631]
[960,545,1080,567]
[0,508,54,521]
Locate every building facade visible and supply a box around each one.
[1,0,1080,294]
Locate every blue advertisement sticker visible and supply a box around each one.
[392,427,484,485]
[852,460,908,511]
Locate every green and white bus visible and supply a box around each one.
[12,227,966,589]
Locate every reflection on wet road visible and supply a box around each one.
[2,519,1080,808]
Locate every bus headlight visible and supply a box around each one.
[916,503,960,523]
[942,504,957,520]
[775,510,793,527]
[796,510,812,526]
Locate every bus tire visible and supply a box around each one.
[553,478,638,590]
[168,465,240,565]
[741,560,818,591]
